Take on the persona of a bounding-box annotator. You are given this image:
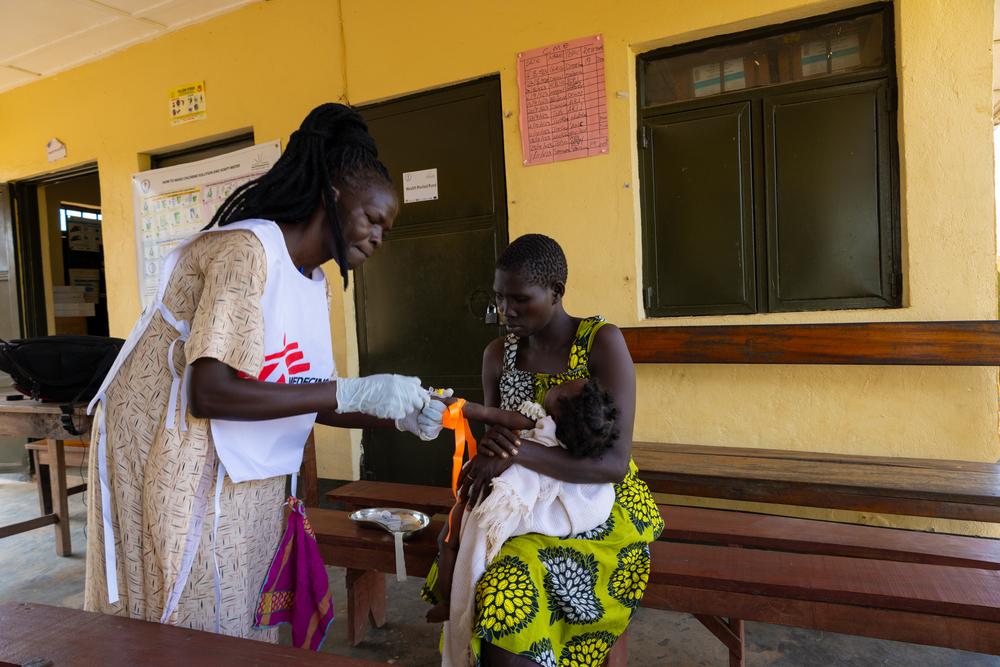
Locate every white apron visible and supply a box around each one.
[88,218,334,626]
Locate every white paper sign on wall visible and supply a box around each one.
[47,138,67,162]
[402,168,438,203]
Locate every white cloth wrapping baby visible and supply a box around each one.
[442,408,616,666]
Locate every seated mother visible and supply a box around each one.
[424,234,663,667]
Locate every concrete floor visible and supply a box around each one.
[0,474,997,666]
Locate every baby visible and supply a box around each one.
[427,378,619,625]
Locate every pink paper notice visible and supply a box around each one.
[517,34,609,167]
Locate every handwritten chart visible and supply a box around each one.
[518,34,608,166]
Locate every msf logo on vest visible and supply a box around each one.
[239,335,326,385]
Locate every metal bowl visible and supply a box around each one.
[349,507,430,540]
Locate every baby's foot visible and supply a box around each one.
[426,602,451,623]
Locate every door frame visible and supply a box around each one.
[0,184,20,386]
[353,75,510,378]
[9,162,100,338]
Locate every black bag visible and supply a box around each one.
[0,335,125,435]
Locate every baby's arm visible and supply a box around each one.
[436,396,535,431]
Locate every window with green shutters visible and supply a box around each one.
[638,3,899,317]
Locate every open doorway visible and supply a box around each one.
[9,166,107,339]
[2,168,105,474]
[44,174,107,337]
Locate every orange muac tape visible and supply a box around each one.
[441,399,477,499]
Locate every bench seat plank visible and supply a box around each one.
[633,449,1000,522]
[649,541,1000,622]
[633,441,1000,475]
[632,449,1000,505]
[664,505,1000,570]
[326,481,454,516]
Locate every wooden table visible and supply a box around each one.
[631,441,1000,523]
[0,397,91,555]
[0,602,389,666]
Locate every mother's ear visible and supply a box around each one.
[551,280,566,303]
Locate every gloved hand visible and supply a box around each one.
[335,374,427,420]
[395,387,454,441]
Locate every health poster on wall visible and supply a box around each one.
[131,140,281,309]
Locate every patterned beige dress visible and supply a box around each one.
[84,230,284,641]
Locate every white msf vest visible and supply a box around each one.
[88,218,334,624]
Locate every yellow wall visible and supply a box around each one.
[0,0,997,530]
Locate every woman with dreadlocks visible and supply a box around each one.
[84,103,444,641]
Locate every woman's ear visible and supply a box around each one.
[551,280,566,303]
[329,184,342,203]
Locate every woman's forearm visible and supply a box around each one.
[513,441,629,484]
[316,410,393,429]
[189,358,339,420]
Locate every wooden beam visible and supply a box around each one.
[693,614,743,660]
[0,514,57,538]
[48,439,71,555]
[300,430,319,507]
[622,321,1000,366]
[345,569,386,646]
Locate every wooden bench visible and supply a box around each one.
[310,500,1000,663]
[0,399,91,555]
[24,439,88,516]
[309,481,1000,664]
[0,601,391,666]
[305,322,1000,662]
[327,482,1000,570]
[630,441,1000,523]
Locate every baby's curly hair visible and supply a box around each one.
[554,379,619,458]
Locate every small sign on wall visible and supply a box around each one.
[47,138,66,162]
[169,81,207,126]
[402,168,438,203]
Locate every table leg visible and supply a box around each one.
[47,439,71,556]
[32,449,53,515]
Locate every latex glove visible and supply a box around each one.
[335,374,427,420]
[395,387,453,441]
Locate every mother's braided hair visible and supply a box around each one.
[205,103,391,288]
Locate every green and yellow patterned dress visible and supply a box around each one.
[422,316,664,666]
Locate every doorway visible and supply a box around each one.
[9,167,107,339]
[355,76,509,484]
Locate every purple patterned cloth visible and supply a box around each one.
[254,497,334,650]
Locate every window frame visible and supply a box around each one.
[637,2,900,318]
